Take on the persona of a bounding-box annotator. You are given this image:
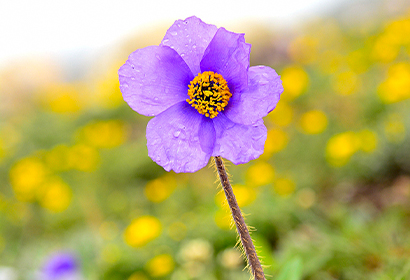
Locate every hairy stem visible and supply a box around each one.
[214,156,266,280]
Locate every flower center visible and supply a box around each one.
[186,71,232,118]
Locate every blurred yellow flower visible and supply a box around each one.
[384,18,410,45]
[384,114,406,143]
[146,254,175,278]
[67,144,100,172]
[124,216,162,248]
[41,83,84,113]
[280,65,309,101]
[288,36,318,64]
[347,49,369,74]
[215,185,256,208]
[96,66,124,109]
[144,175,176,203]
[246,162,274,187]
[332,71,361,95]
[274,177,296,197]
[214,210,231,230]
[371,34,400,63]
[263,128,289,157]
[79,120,127,148]
[378,62,410,103]
[299,110,328,134]
[326,131,360,166]
[357,130,378,153]
[39,176,72,212]
[10,157,48,202]
[268,102,293,127]
[128,272,148,280]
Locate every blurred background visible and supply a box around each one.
[1,0,410,279]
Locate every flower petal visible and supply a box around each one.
[200,28,251,94]
[224,66,283,125]
[146,102,215,173]
[160,16,218,76]
[119,45,194,116]
[212,113,267,164]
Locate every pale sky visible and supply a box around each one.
[0,0,345,67]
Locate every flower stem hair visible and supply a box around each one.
[214,156,266,280]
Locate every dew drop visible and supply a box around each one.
[173,130,181,137]
[192,45,197,49]
[162,39,170,44]
[170,31,178,36]
[154,97,158,101]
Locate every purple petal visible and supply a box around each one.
[200,28,251,94]
[160,16,218,76]
[43,252,78,279]
[119,45,194,116]
[146,102,215,173]
[212,113,267,164]
[224,66,283,125]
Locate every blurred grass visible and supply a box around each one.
[1,3,410,280]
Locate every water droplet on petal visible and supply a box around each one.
[170,31,177,36]
[173,130,181,137]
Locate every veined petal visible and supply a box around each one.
[119,45,194,116]
[225,66,283,125]
[160,16,218,76]
[146,102,215,173]
[212,113,267,164]
[200,28,251,94]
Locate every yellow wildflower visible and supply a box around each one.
[124,216,162,248]
[332,71,361,95]
[246,162,274,187]
[39,176,72,212]
[378,62,410,103]
[268,102,293,127]
[274,177,296,197]
[299,110,328,134]
[79,120,127,148]
[67,144,100,172]
[144,175,176,203]
[326,131,360,166]
[9,157,48,202]
[146,254,175,278]
[280,65,309,101]
[263,128,288,157]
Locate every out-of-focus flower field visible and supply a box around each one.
[1,4,410,280]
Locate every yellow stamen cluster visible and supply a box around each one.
[187,71,232,118]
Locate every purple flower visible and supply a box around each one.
[42,252,82,280]
[119,16,283,173]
